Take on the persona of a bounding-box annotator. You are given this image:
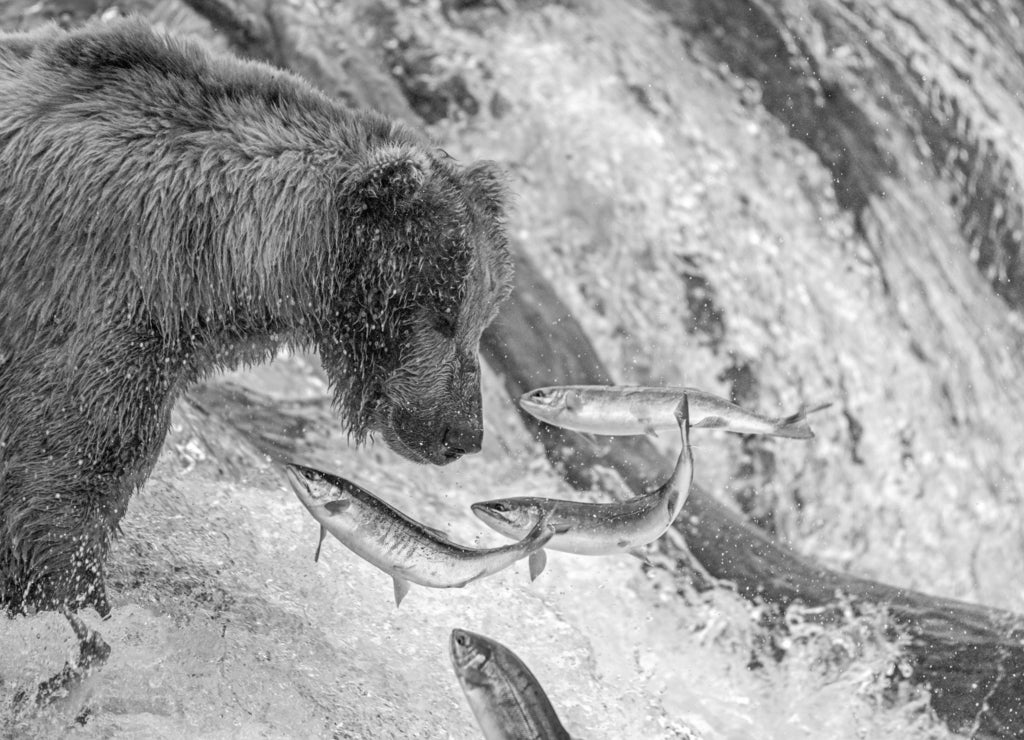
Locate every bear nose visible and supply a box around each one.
[442,423,482,459]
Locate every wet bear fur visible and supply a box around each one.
[0,18,513,615]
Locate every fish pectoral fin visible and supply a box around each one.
[452,569,487,589]
[529,549,548,582]
[629,548,652,565]
[665,490,685,523]
[313,526,327,563]
[698,415,727,429]
[774,400,834,438]
[783,400,833,425]
[392,577,411,607]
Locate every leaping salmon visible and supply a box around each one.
[519,384,829,439]
[285,463,556,606]
[472,395,693,558]
[450,628,572,740]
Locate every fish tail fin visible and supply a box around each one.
[673,392,690,428]
[775,400,833,439]
[675,393,692,449]
[663,397,696,520]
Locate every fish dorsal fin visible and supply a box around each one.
[314,526,327,563]
[529,549,548,582]
[459,569,488,588]
[393,577,411,607]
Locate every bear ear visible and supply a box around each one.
[346,145,429,214]
[464,161,508,219]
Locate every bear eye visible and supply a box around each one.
[431,310,457,338]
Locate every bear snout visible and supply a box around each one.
[385,404,484,466]
[441,420,483,460]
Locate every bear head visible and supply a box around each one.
[319,138,514,465]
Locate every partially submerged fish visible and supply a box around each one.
[450,628,572,740]
[520,384,829,439]
[285,463,556,606]
[472,395,694,557]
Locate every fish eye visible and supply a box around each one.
[531,389,548,399]
[455,632,471,648]
[490,502,509,513]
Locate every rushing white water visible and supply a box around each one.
[0,357,951,739]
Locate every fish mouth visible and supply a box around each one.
[283,464,311,496]
[284,462,333,499]
[519,387,560,410]
[450,628,473,661]
[471,500,543,538]
[470,500,518,528]
[449,628,490,674]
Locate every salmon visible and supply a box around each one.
[286,463,555,606]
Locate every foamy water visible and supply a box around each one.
[0,360,952,739]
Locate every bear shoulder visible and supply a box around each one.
[0,18,325,117]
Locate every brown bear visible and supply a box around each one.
[0,17,514,625]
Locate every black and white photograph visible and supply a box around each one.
[1,1,1022,737]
